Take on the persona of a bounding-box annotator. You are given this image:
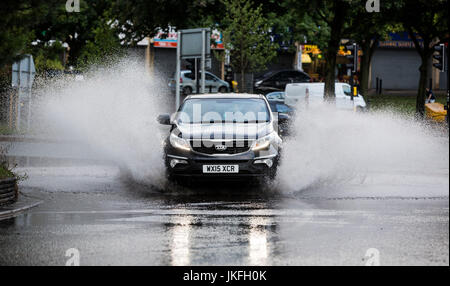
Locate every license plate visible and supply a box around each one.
[202,165,239,174]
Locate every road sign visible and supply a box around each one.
[180,28,211,59]
[175,28,211,110]
[11,55,36,131]
[12,55,36,89]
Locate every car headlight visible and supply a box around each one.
[255,80,263,87]
[170,133,191,151]
[252,132,276,151]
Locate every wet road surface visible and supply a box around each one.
[0,165,447,265]
[0,141,448,266]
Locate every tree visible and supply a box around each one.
[33,0,114,67]
[0,0,49,67]
[112,0,226,44]
[31,41,66,72]
[220,0,277,92]
[397,0,448,117]
[348,1,402,98]
[77,11,124,68]
[288,0,352,100]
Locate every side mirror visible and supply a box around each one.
[277,113,290,137]
[278,113,290,125]
[157,114,171,125]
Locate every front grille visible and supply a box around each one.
[190,140,252,155]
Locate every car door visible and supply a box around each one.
[205,73,218,93]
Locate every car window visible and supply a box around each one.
[262,71,275,78]
[294,72,309,82]
[342,85,351,96]
[184,72,194,80]
[178,98,270,123]
[275,103,292,113]
[205,73,215,81]
[266,92,284,100]
[286,71,299,79]
[277,72,292,80]
[270,72,285,81]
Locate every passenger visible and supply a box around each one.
[426,88,436,103]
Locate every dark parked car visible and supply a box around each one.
[268,101,294,136]
[254,70,311,94]
[268,101,294,116]
[157,94,286,184]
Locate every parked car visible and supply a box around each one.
[284,82,367,111]
[268,101,294,116]
[254,70,311,94]
[265,91,285,103]
[169,70,230,95]
[268,101,295,137]
[157,93,285,184]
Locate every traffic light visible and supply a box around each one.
[433,44,446,72]
[224,64,233,83]
[345,43,358,73]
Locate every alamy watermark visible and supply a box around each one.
[66,0,80,13]
[365,0,380,13]
[365,248,380,266]
[65,248,80,266]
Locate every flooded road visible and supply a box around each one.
[0,152,448,266]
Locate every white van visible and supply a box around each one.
[284,82,367,111]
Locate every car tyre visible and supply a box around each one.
[218,86,228,93]
[183,86,192,95]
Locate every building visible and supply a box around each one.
[369,32,447,91]
[134,31,448,93]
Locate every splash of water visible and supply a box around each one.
[276,104,449,198]
[31,59,449,197]
[33,59,169,186]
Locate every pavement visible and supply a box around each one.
[0,196,42,221]
[0,139,448,266]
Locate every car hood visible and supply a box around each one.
[175,122,274,140]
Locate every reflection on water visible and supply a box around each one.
[170,214,193,266]
[248,216,270,265]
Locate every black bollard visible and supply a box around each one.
[376,77,379,94]
[379,79,383,95]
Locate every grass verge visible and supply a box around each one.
[0,124,15,135]
[367,93,447,117]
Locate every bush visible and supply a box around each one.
[0,147,14,179]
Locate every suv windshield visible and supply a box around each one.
[178,98,270,124]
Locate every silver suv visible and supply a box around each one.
[169,70,230,95]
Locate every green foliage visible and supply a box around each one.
[77,13,124,69]
[220,0,278,91]
[0,1,37,67]
[392,0,448,117]
[367,93,448,117]
[31,41,66,72]
[111,0,225,44]
[0,165,14,180]
[0,124,15,136]
[32,0,113,66]
[0,145,15,179]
